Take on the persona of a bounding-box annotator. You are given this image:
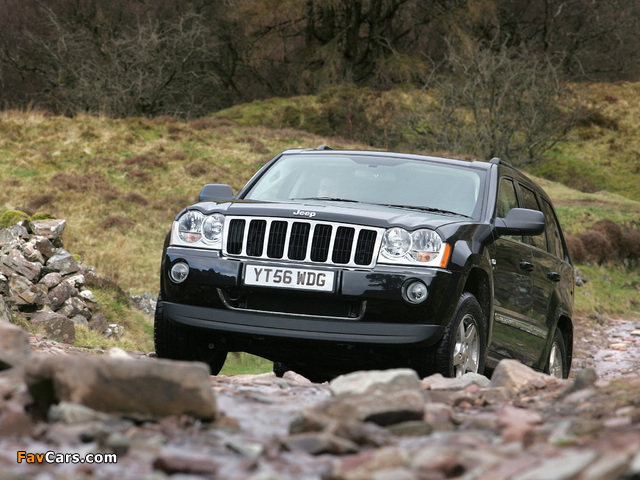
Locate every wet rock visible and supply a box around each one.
[30,311,76,343]
[330,369,423,397]
[153,447,219,475]
[511,450,598,480]
[25,354,217,420]
[30,219,67,240]
[490,359,555,394]
[0,322,31,369]
[314,390,425,427]
[279,431,359,455]
[45,248,80,276]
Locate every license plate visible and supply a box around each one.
[244,265,335,292]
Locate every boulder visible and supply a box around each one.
[30,311,76,344]
[25,355,217,420]
[88,313,109,334]
[46,281,78,310]
[330,369,424,397]
[0,322,31,370]
[0,295,12,323]
[39,272,63,289]
[1,249,41,282]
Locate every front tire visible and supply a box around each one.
[415,292,487,378]
[154,294,228,375]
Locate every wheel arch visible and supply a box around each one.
[462,266,493,342]
[555,314,574,373]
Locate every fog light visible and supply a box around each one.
[170,262,189,283]
[403,280,428,304]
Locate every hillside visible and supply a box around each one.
[1,83,639,328]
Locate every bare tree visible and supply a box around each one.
[408,38,588,166]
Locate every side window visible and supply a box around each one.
[540,198,563,259]
[497,178,518,218]
[520,185,547,251]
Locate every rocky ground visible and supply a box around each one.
[0,314,637,480]
[2,219,640,480]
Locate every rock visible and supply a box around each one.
[130,292,157,316]
[45,248,80,276]
[70,315,89,327]
[385,420,433,437]
[0,322,31,370]
[79,289,97,304]
[559,367,598,398]
[25,354,217,420]
[0,295,12,323]
[31,311,76,343]
[490,359,554,394]
[105,323,124,339]
[22,242,44,264]
[32,236,56,259]
[39,272,63,289]
[511,450,598,480]
[423,372,491,390]
[283,370,313,385]
[153,448,219,475]
[330,369,424,397]
[579,453,633,480]
[48,402,115,424]
[227,440,265,460]
[30,219,66,240]
[46,281,78,310]
[279,431,359,455]
[64,274,85,288]
[57,296,90,319]
[1,249,42,281]
[329,447,409,480]
[88,313,109,334]
[313,390,425,426]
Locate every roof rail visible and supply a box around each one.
[489,156,527,174]
[316,145,333,151]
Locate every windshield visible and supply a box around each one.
[244,153,486,219]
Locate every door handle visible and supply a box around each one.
[519,261,535,272]
[547,271,561,282]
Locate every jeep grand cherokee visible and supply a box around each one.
[155,147,574,381]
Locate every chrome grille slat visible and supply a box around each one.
[223,216,383,268]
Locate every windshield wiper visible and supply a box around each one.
[290,197,360,203]
[376,203,473,219]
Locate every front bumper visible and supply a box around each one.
[161,246,460,348]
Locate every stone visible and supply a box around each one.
[57,297,90,319]
[88,313,109,333]
[283,370,312,385]
[31,311,76,343]
[0,295,12,323]
[25,354,217,420]
[386,420,433,437]
[105,323,124,339]
[1,249,42,282]
[32,236,56,259]
[40,272,63,289]
[329,447,409,480]
[227,440,265,460]
[559,367,598,397]
[153,448,219,475]
[22,242,44,264]
[70,315,89,327]
[48,402,115,424]
[314,390,425,426]
[279,431,359,455]
[330,369,424,397]
[46,281,78,310]
[498,405,543,427]
[0,322,31,370]
[64,274,85,288]
[490,359,554,394]
[30,219,67,240]
[424,372,491,390]
[45,248,79,276]
[579,453,632,480]
[511,450,598,480]
[79,289,97,304]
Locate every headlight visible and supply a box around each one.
[410,229,442,262]
[178,211,204,243]
[173,211,225,249]
[203,213,225,244]
[381,227,412,259]
[379,228,450,267]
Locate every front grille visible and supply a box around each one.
[223,216,383,268]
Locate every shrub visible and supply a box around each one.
[578,230,612,264]
[565,235,586,264]
[123,155,166,169]
[622,230,640,261]
[593,219,624,256]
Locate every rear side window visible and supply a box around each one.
[540,198,564,259]
[520,185,547,251]
[497,178,518,218]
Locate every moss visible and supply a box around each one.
[30,212,56,221]
[0,209,31,228]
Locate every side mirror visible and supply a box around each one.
[495,208,545,236]
[199,184,234,202]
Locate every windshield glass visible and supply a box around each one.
[244,153,486,219]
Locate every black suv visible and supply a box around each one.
[155,147,574,381]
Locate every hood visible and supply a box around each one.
[189,199,471,231]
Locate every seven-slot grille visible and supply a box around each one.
[223,217,383,268]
